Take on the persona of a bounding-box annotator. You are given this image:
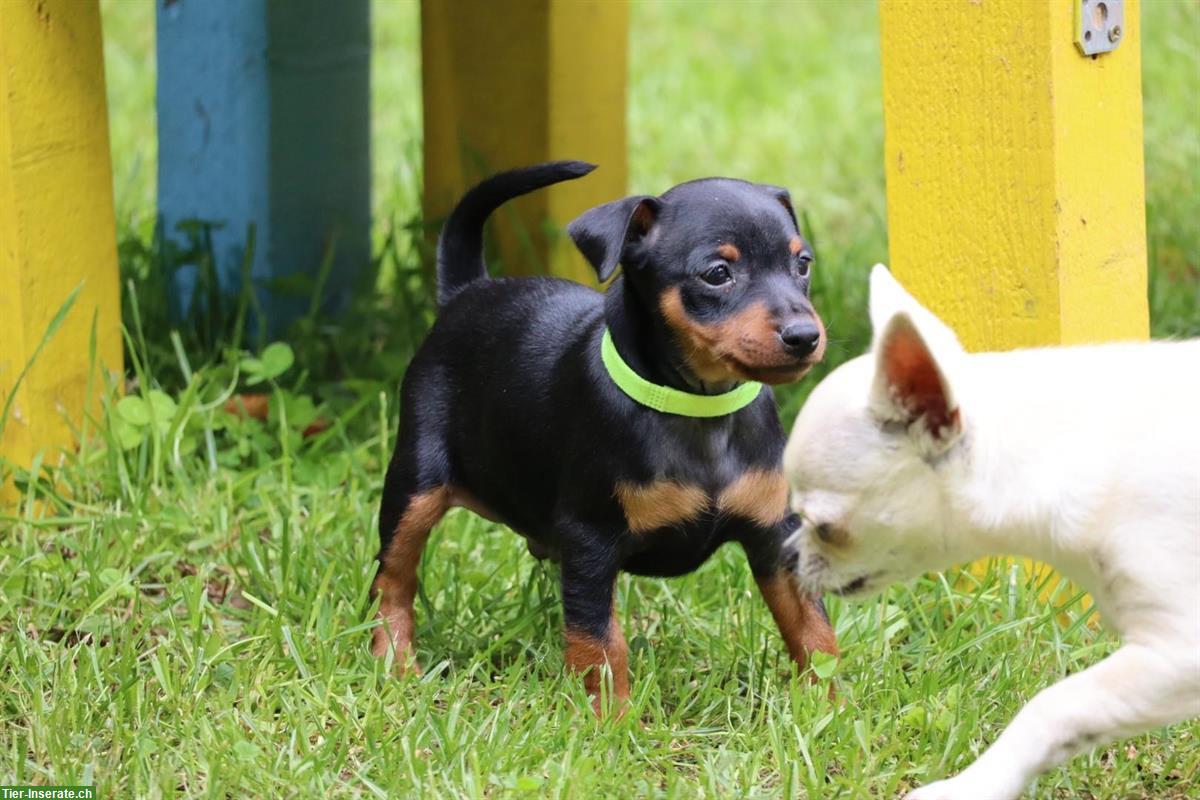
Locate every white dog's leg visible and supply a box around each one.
[907,643,1198,800]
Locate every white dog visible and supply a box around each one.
[784,265,1200,799]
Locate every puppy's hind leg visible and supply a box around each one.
[907,643,1200,800]
[371,432,451,673]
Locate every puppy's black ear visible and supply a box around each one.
[761,185,799,231]
[567,196,660,282]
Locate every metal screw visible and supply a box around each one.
[1109,25,1122,43]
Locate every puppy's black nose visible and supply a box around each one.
[779,321,821,357]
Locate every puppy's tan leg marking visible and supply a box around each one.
[717,469,789,528]
[756,572,839,674]
[371,486,451,671]
[564,608,630,717]
[615,480,708,533]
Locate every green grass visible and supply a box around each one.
[1,1,1197,797]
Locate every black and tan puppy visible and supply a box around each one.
[373,161,837,712]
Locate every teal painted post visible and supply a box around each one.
[156,0,370,334]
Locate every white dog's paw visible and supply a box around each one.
[906,774,1013,800]
[905,779,970,800]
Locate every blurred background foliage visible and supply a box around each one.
[99,0,1197,426]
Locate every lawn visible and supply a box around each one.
[2,1,1197,797]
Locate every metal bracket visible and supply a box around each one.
[1075,0,1124,56]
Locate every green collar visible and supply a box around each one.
[600,329,763,417]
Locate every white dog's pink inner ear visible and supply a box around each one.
[882,317,958,436]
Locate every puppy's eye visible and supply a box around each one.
[701,263,733,286]
[796,255,813,278]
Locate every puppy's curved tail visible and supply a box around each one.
[437,160,597,307]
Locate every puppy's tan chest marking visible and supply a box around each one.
[615,469,788,532]
[716,469,789,527]
[615,480,708,533]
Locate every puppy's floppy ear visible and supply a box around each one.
[761,185,799,231]
[567,196,660,282]
[869,311,962,454]
[868,264,964,358]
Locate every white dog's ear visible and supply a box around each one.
[869,311,962,453]
[868,264,964,358]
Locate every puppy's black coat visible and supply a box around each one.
[374,161,837,711]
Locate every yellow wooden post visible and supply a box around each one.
[880,0,1148,611]
[0,0,123,497]
[421,0,628,285]
[880,0,1148,349]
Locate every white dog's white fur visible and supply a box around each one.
[784,265,1200,799]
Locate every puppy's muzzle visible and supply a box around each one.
[779,320,822,359]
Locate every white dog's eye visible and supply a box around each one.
[814,522,849,546]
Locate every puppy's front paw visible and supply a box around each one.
[370,620,421,676]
